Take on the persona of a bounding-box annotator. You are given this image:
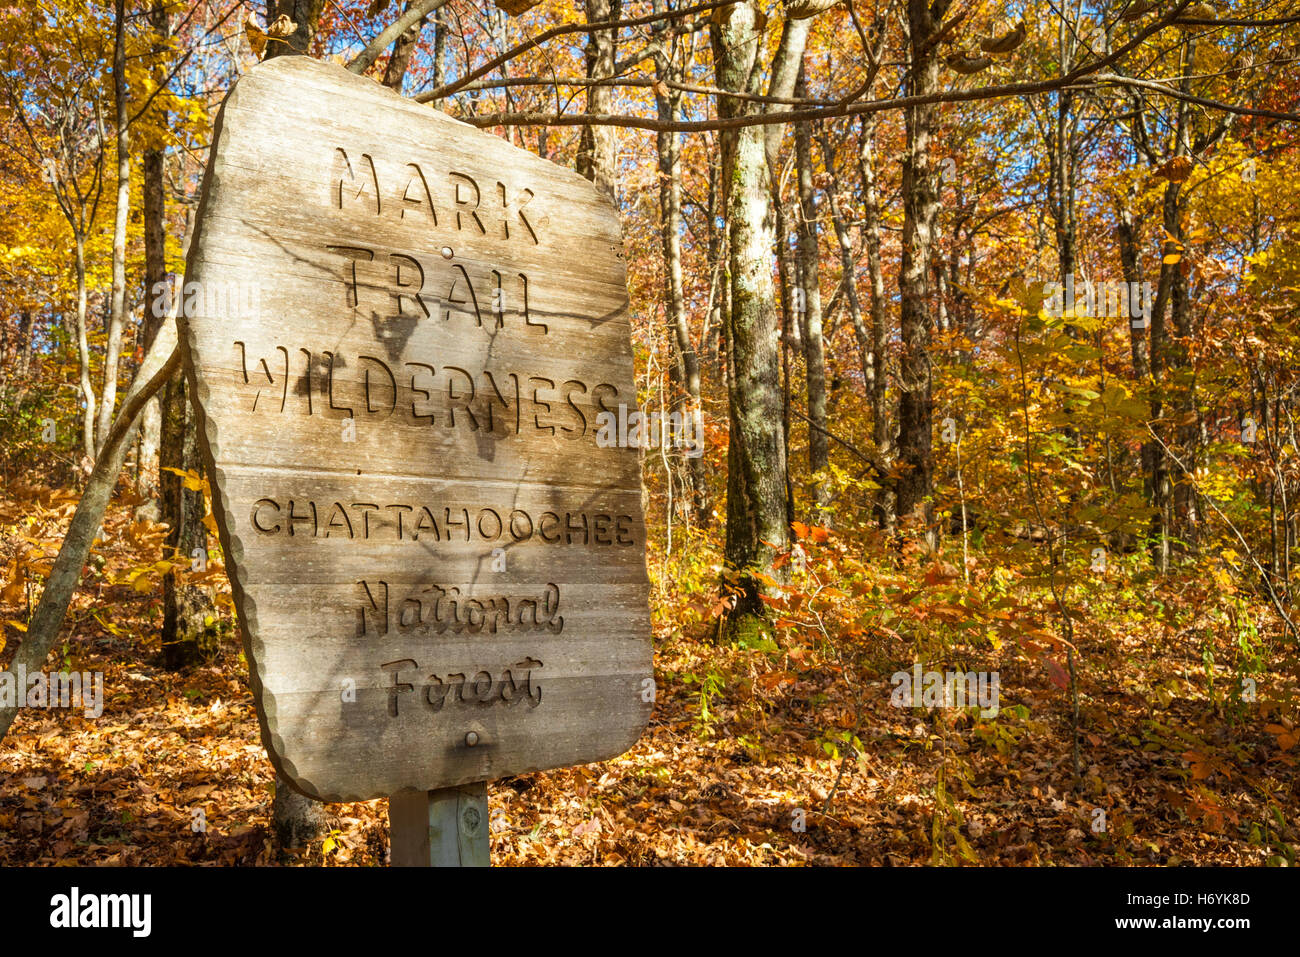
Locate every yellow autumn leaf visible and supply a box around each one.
[244,13,267,58]
[162,466,204,491]
[1156,156,1193,182]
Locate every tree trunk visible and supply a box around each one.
[273,779,328,850]
[858,116,890,465]
[137,147,164,500]
[1115,198,1149,381]
[382,2,425,92]
[74,235,96,461]
[98,0,131,458]
[1051,91,1078,305]
[794,74,829,513]
[763,13,810,357]
[817,128,867,394]
[159,365,217,670]
[138,1,171,501]
[576,0,621,199]
[762,16,811,172]
[263,0,326,58]
[704,150,726,369]
[1135,32,1210,571]
[7,310,38,411]
[895,0,949,525]
[712,1,789,630]
[652,7,708,525]
[432,7,446,87]
[1163,176,1199,540]
[0,315,10,407]
[775,192,802,356]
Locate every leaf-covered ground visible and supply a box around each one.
[1,490,1297,866]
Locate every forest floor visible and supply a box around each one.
[1,488,1298,866]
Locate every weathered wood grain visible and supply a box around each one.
[180,56,652,802]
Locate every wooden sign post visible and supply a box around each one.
[179,56,653,864]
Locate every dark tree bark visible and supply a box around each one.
[138,0,172,501]
[576,0,622,199]
[263,0,326,58]
[775,194,803,356]
[160,367,216,671]
[382,2,427,92]
[895,0,950,524]
[1115,195,1149,381]
[1124,35,1230,569]
[1048,90,1080,310]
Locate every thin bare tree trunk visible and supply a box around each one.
[7,310,38,411]
[98,0,131,457]
[382,2,425,92]
[432,6,446,88]
[817,128,867,392]
[762,16,811,172]
[855,117,894,527]
[138,0,171,501]
[703,150,725,368]
[138,158,165,498]
[652,6,708,525]
[1115,196,1149,380]
[577,0,621,199]
[775,191,803,356]
[794,71,828,513]
[73,235,96,461]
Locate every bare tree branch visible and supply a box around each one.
[415,0,735,103]
[347,0,452,75]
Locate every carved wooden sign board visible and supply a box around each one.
[180,56,652,803]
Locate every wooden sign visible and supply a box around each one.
[179,56,652,803]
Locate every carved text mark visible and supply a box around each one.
[359,581,564,637]
[330,148,538,244]
[382,658,543,717]
[251,499,639,546]
[327,243,539,332]
[232,343,617,437]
